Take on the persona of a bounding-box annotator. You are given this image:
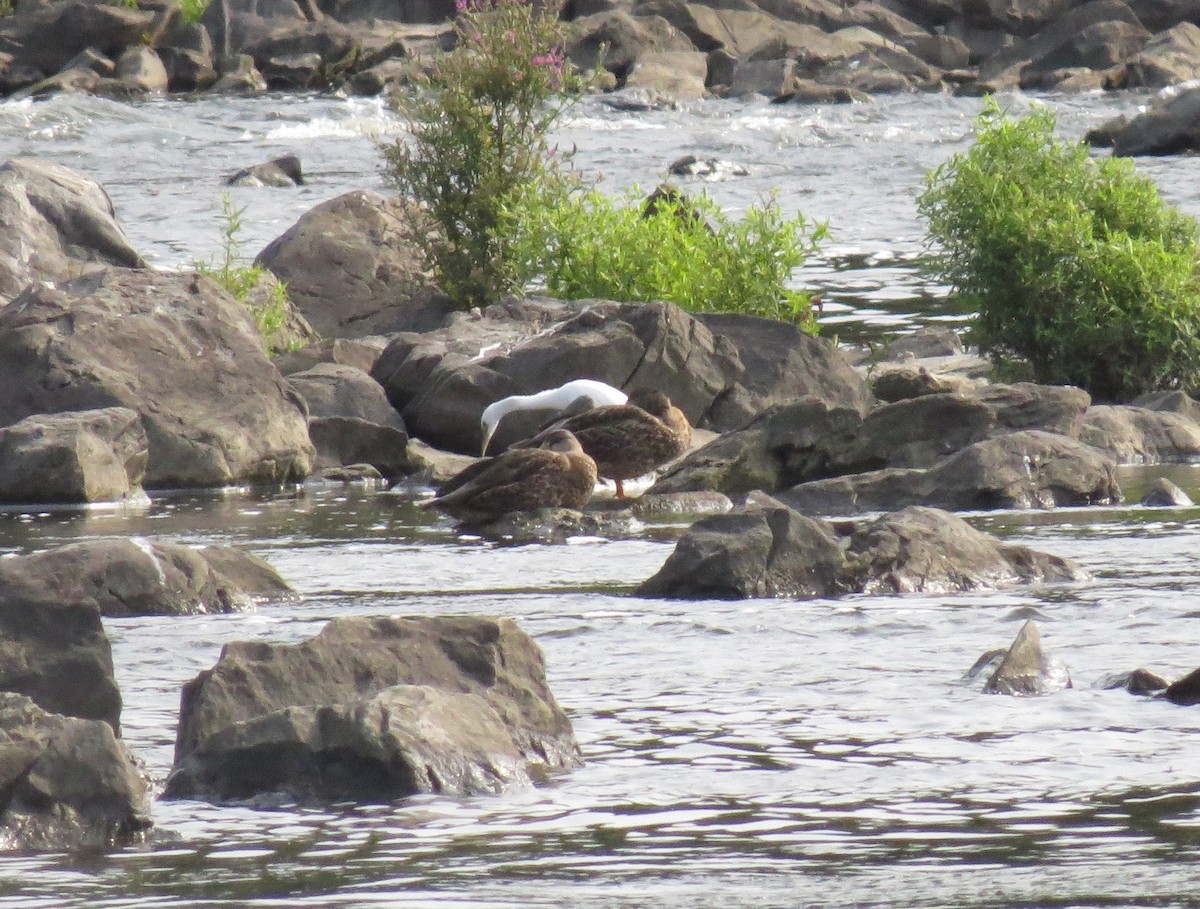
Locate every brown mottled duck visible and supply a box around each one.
[517,389,692,499]
[419,429,598,523]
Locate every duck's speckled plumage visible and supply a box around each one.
[421,429,597,523]
[519,390,692,497]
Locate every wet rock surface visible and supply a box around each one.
[0,539,293,619]
[0,693,151,853]
[637,504,1086,599]
[166,615,582,805]
[980,620,1073,696]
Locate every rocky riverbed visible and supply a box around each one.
[1,29,1199,902]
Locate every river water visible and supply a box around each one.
[0,89,1199,907]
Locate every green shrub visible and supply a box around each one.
[381,0,582,309]
[506,185,827,328]
[918,99,1200,401]
[197,195,299,354]
[179,0,210,24]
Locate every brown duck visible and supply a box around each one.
[419,428,598,523]
[517,390,692,499]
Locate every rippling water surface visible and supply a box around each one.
[1,89,1200,907]
[4,88,1200,339]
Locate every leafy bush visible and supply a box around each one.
[507,185,827,327]
[197,195,300,354]
[381,0,582,309]
[179,0,210,24]
[918,99,1200,401]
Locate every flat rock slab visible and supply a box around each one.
[1079,404,1200,463]
[780,430,1121,514]
[166,615,581,805]
[637,503,1086,599]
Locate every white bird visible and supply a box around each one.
[480,379,628,456]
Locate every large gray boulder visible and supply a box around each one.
[624,49,709,98]
[649,397,865,495]
[165,615,582,805]
[825,382,1089,474]
[1132,389,1200,424]
[975,0,1143,83]
[566,9,698,81]
[287,363,411,478]
[0,693,151,852]
[0,407,147,505]
[1100,82,1200,155]
[779,430,1121,514]
[0,158,147,306]
[637,503,1086,599]
[0,0,163,78]
[650,384,1089,496]
[697,313,872,426]
[813,43,945,93]
[114,45,170,93]
[0,268,314,489]
[374,300,870,455]
[1079,404,1200,463]
[254,190,454,338]
[1123,22,1200,87]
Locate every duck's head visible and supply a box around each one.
[537,428,586,455]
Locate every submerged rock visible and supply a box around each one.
[637,504,1086,599]
[1164,666,1200,705]
[0,539,293,619]
[982,620,1073,695]
[455,505,644,542]
[0,694,151,853]
[1140,477,1193,507]
[225,154,304,187]
[165,615,582,805]
[1097,668,1171,695]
